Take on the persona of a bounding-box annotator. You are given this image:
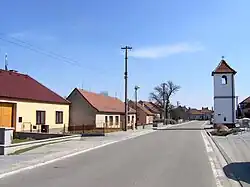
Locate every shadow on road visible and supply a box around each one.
[223,162,250,184]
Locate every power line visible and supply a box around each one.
[0,34,108,75]
[2,33,80,64]
[0,35,81,67]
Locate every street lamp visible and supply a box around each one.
[134,85,140,129]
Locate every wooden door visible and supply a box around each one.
[0,103,13,127]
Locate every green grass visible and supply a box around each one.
[12,138,34,144]
[9,140,70,155]
[8,144,44,155]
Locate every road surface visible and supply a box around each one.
[0,121,216,187]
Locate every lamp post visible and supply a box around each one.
[134,85,140,129]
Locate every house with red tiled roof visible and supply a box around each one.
[138,101,162,119]
[67,88,136,130]
[239,97,250,118]
[188,107,213,120]
[128,100,154,126]
[0,69,70,133]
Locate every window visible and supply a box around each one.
[128,116,130,123]
[109,116,113,126]
[221,75,227,85]
[56,111,63,124]
[115,116,119,125]
[18,117,22,123]
[105,116,108,126]
[36,111,46,125]
[224,117,227,121]
[132,116,134,124]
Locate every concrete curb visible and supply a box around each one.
[206,131,243,187]
[0,129,155,179]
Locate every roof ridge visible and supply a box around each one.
[76,88,135,113]
[77,88,120,100]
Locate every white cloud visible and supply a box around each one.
[8,31,56,42]
[129,42,204,59]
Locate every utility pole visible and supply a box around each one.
[121,46,132,131]
[163,83,166,125]
[134,85,140,129]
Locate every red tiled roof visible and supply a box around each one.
[128,100,154,116]
[0,69,69,104]
[77,88,136,113]
[139,101,162,114]
[212,59,236,75]
[189,107,212,115]
[188,109,202,115]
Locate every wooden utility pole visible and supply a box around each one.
[121,46,132,131]
[163,83,166,124]
[134,85,140,129]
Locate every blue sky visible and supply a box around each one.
[1,0,250,109]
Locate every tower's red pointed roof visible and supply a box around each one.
[212,59,236,76]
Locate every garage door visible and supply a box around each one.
[0,103,12,127]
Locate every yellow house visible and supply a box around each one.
[0,69,70,133]
[67,88,136,130]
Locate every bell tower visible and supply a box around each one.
[212,57,237,128]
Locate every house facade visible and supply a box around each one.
[0,70,70,133]
[67,88,136,130]
[239,97,250,118]
[128,100,154,125]
[188,107,213,120]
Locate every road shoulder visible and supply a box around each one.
[201,130,241,187]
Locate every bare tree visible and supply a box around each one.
[150,81,180,123]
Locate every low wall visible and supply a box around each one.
[14,132,68,140]
[2,134,80,155]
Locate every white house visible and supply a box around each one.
[212,58,237,127]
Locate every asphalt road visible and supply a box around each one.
[0,121,216,187]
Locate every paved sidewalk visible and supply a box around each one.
[0,128,154,178]
[213,131,250,186]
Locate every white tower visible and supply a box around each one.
[212,57,237,128]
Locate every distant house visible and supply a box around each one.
[67,88,136,130]
[239,97,250,118]
[138,101,162,119]
[188,107,213,120]
[128,100,154,125]
[0,69,70,133]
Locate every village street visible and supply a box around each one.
[0,121,223,187]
